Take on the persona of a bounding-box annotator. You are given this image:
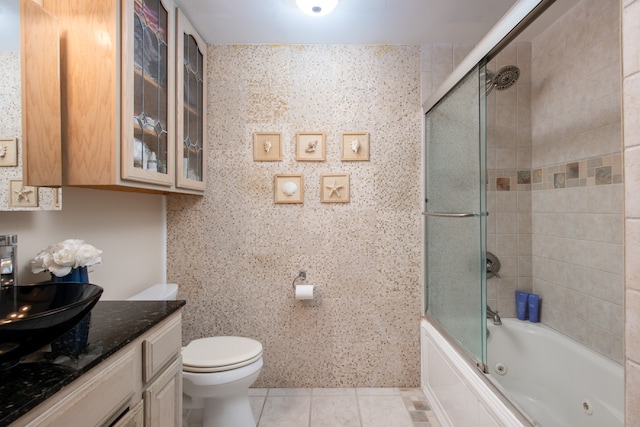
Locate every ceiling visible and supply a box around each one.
[174,0,520,45]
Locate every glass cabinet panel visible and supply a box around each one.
[176,9,206,191]
[122,0,175,186]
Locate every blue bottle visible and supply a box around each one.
[528,293,540,323]
[516,291,529,320]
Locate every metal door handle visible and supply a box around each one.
[422,212,476,218]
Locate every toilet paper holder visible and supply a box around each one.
[292,270,307,288]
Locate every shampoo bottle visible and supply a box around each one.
[528,293,540,323]
[516,291,529,320]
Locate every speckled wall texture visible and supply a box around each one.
[167,45,423,387]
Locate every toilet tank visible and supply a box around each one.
[127,283,178,301]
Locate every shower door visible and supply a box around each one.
[424,64,487,366]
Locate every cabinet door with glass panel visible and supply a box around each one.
[175,9,206,192]
[121,0,176,187]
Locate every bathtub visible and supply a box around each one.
[486,318,623,427]
[420,318,624,427]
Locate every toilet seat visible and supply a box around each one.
[182,336,263,373]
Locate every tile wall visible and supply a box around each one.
[529,0,623,363]
[485,42,534,321]
[623,0,640,423]
[167,45,423,387]
[485,0,624,364]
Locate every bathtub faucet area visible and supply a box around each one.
[486,305,501,325]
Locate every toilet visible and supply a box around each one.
[128,284,263,427]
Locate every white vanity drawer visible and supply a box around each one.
[24,348,136,427]
[142,313,182,383]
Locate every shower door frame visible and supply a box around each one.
[423,63,488,372]
[420,0,558,373]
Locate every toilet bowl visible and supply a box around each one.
[182,336,263,427]
[128,284,263,427]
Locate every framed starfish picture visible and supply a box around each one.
[320,173,350,203]
[296,132,325,161]
[9,180,38,208]
[253,132,282,161]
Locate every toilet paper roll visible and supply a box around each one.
[295,284,314,300]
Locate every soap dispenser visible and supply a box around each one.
[0,235,18,287]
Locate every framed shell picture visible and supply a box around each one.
[296,132,325,161]
[341,132,369,161]
[320,173,350,203]
[274,174,304,204]
[253,132,282,161]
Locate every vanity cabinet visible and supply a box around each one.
[42,0,206,195]
[11,311,183,427]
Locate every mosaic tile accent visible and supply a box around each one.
[400,387,441,427]
[489,154,623,192]
[517,170,531,184]
[596,166,612,185]
[496,177,510,191]
[566,162,579,179]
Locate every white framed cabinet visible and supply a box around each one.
[175,9,207,192]
[43,0,206,195]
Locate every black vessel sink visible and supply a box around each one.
[0,282,103,367]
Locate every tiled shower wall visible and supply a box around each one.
[485,42,534,320]
[486,0,623,364]
[529,0,623,363]
[167,45,423,387]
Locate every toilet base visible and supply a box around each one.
[183,391,256,427]
[203,390,256,427]
[182,357,262,427]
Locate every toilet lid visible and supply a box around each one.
[182,336,263,373]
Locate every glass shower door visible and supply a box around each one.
[424,65,487,365]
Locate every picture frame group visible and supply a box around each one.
[274,173,350,204]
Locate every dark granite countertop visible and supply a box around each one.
[0,300,185,426]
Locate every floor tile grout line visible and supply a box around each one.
[356,392,364,427]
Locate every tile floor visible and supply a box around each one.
[247,387,441,427]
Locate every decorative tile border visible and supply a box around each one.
[400,387,441,427]
[488,154,623,191]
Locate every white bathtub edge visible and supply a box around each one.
[421,318,530,427]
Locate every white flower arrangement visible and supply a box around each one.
[31,239,102,278]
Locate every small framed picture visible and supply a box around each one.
[0,138,18,167]
[341,132,369,161]
[320,173,350,203]
[274,174,304,204]
[9,180,39,208]
[296,132,325,162]
[253,132,282,161]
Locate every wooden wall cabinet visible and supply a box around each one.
[0,0,62,211]
[43,0,206,195]
[175,9,207,192]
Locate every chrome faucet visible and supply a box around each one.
[486,305,502,325]
[0,235,17,287]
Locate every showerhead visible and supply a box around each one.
[486,65,520,95]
